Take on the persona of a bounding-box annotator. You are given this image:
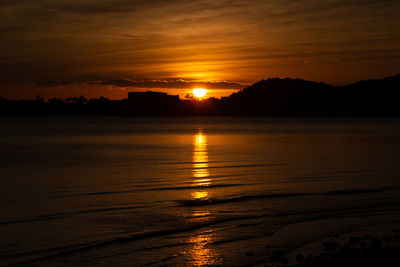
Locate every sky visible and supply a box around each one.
[0,0,399,99]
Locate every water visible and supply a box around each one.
[1,117,400,266]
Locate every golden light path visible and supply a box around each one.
[192,88,207,98]
[193,132,210,188]
[183,131,220,266]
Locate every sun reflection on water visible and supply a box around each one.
[192,132,210,191]
[192,191,209,200]
[182,131,220,265]
[189,131,212,205]
[184,231,221,266]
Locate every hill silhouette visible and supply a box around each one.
[1,74,399,116]
[227,78,334,115]
[225,74,400,116]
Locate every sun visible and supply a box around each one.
[193,88,207,98]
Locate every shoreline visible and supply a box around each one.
[253,222,400,267]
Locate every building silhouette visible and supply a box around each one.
[127,91,180,115]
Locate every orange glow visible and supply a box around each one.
[184,231,220,266]
[193,88,207,98]
[192,132,211,198]
[192,191,209,200]
[193,132,209,182]
[182,132,220,265]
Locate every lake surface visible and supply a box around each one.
[1,117,400,266]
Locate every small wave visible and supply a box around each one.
[40,174,247,200]
[164,160,223,165]
[315,169,381,176]
[209,235,260,246]
[289,175,333,181]
[74,181,246,196]
[326,187,391,195]
[0,206,143,226]
[177,187,393,207]
[11,214,267,265]
[84,190,136,196]
[149,183,246,191]
[9,191,398,265]
[177,192,315,206]
[180,163,281,170]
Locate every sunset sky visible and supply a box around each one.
[1,0,399,99]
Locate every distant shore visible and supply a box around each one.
[1,74,400,116]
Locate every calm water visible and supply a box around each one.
[1,117,400,266]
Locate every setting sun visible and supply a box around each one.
[193,88,207,98]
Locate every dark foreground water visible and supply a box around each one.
[1,117,400,266]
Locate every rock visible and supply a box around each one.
[360,241,367,248]
[270,250,286,261]
[245,251,254,256]
[371,238,382,250]
[275,250,286,257]
[334,233,340,239]
[296,254,304,261]
[304,255,315,263]
[308,256,326,266]
[320,252,331,258]
[323,241,338,251]
[349,236,361,244]
[334,248,357,265]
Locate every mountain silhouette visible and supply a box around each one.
[224,74,400,116]
[227,78,334,115]
[1,74,399,116]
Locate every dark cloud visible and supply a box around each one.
[36,79,246,89]
[36,80,74,87]
[92,79,245,89]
